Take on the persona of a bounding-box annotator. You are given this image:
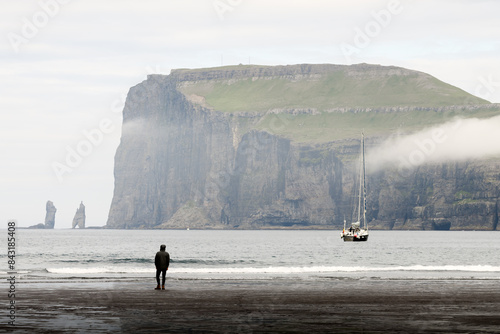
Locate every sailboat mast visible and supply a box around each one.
[357,136,363,223]
[362,133,367,229]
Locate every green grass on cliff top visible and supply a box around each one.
[178,65,488,112]
[177,64,497,142]
[255,107,500,143]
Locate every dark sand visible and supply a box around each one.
[8,278,500,333]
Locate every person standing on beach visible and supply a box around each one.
[155,244,170,290]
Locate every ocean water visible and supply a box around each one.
[3,229,500,282]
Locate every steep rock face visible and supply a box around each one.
[107,74,344,229]
[106,64,500,230]
[44,200,57,229]
[107,73,344,229]
[107,75,236,229]
[226,132,343,228]
[72,202,86,229]
[368,161,500,230]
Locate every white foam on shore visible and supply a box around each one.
[42,264,500,275]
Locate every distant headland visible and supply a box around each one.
[105,64,500,230]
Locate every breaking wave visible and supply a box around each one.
[42,264,500,275]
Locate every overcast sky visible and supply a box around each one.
[1,0,499,228]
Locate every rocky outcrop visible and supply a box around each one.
[72,202,86,229]
[44,200,57,229]
[106,64,500,230]
[28,223,46,229]
[28,200,57,229]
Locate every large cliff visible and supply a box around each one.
[106,64,500,230]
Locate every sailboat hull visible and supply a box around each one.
[341,229,369,242]
[342,235,369,242]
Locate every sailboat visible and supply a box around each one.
[341,133,369,242]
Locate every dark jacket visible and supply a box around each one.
[155,250,170,270]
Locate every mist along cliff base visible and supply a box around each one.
[106,63,500,230]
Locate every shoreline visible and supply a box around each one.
[14,227,500,231]
[10,278,500,333]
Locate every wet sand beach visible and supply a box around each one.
[9,278,500,333]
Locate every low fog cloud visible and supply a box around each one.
[122,118,147,134]
[367,115,500,173]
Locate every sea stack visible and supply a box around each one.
[72,201,86,229]
[44,200,57,229]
